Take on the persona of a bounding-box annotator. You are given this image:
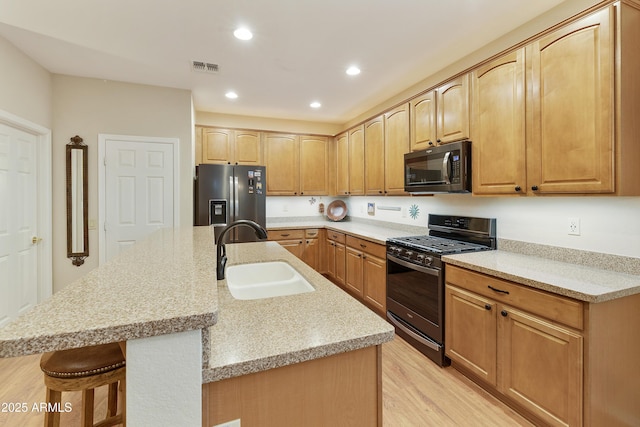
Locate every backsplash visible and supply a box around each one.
[267,195,640,259]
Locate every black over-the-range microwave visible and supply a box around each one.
[404,140,472,194]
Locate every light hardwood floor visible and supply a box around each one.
[0,336,530,426]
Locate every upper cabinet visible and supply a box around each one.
[527,7,614,195]
[410,91,436,151]
[471,49,526,195]
[384,103,410,195]
[364,115,385,195]
[264,132,329,196]
[264,133,300,196]
[198,127,262,166]
[299,135,329,196]
[335,132,349,196]
[436,74,470,144]
[348,126,365,196]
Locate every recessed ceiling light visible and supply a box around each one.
[233,27,253,41]
[310,101,322,109]
[346,66,361,76]
[225,91,238,99]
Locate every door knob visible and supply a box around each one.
[32,236,42,244]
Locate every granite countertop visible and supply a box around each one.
[443,250,640,303]
[0,227,219,358]
[266,217,426,244]
[203,241,394,383]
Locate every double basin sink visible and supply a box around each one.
[225,261,315,300]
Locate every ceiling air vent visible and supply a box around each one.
[192,61,219,74]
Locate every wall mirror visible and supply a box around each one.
[67,135,89,266]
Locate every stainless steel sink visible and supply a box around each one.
[225,261,315,300]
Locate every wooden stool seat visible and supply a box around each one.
[40,342,126,427]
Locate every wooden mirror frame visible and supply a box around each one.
[66,135,89,266]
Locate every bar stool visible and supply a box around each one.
[40,342,126,427]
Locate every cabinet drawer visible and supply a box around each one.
[326,230,346,244]
[445,265,583,330]
[268,229,305,241]
[346,236,386,259]
[305,228,320,238]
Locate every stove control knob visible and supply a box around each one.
[405,251,414,258]
[424,256,433,265]
[416,254,425,261]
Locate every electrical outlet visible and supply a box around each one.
[568,217,581,235]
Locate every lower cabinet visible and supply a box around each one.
[445,265,583,426]
[325,231,346,288]
[345,236,387,316]
[267,229,305,258]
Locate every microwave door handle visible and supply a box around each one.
[442,151,451,184]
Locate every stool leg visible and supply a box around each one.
[82,389,94,427]
[107,382,118,417]
[44,387,61,427]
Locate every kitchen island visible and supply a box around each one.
[0,226,393,427]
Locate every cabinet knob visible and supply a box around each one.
[378,191,383,194]
[301,192,304,195]
[501,310,508,317]
[531,185,539,191]
[294,192,298,195]
[227,161,231,164]
[485,304,491,311]
[363,255,367,259]
[428,141,434,146]
[437,139,442,143]
[515,186,521,192]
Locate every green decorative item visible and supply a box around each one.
[409,204,420,220]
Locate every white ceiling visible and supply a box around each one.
[0,0,567,124]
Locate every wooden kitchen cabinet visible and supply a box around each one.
[325,231,346,288]
[264,133,299,195]
[198,127,262,166]
[527,7,614,194]
[364,115,385,195]
[268,229,305,258]
[384,103,410,195]
[436,74,470,144]
[446,265,584,426]
[348,125,365,195]
[410,90,437,151]
[301,229,320,271]
[299,135,329,196]
[471,49,527,195]
[345,235,387,315]
[335,132,349,196]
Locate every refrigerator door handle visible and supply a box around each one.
[229,175,234,222]
[234,176,239,217]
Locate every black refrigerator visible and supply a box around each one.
[194,164,266,243]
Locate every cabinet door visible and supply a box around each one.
[384,104,409,195]
[527,7,614,194]
[471,49,527,195]
[278,239,304,259]
[499,306,583,426]
[300,135,329,196]
[445,285,497,386]
[410,91,437,151]
[348,126,365,195]
[234,130,261,165]
[195,126,203,166]
[345,247,364,297]
[363,254,386,315]
[364,116,385,195]
[334,242,346,287]
[302,238,319,271]
[335,132,349,196]
[202,128,233,164]
[326,239,336,279]
[264,133,299,195]
[436,74,470,144]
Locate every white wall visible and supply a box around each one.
[337,195,640,258]
[51,75,193,292]
[266,196,332,219]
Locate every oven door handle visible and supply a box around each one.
[387,254,440,276]
[387,312,442,352]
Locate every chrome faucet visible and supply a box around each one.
[216,219,268,280]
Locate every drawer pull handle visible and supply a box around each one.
[360,244,367,248]
[281,233,290,237]
[488,285,510,295]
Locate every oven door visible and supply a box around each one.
[386,254,443,343]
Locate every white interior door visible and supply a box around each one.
[0,124,39,327]
[101,135,178,263]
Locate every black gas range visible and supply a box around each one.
[386,214,496,366]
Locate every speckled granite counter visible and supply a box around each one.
[0,227,219,358]
[203,240,394,383]
[266,217,426,244]
[443,250,640,303]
